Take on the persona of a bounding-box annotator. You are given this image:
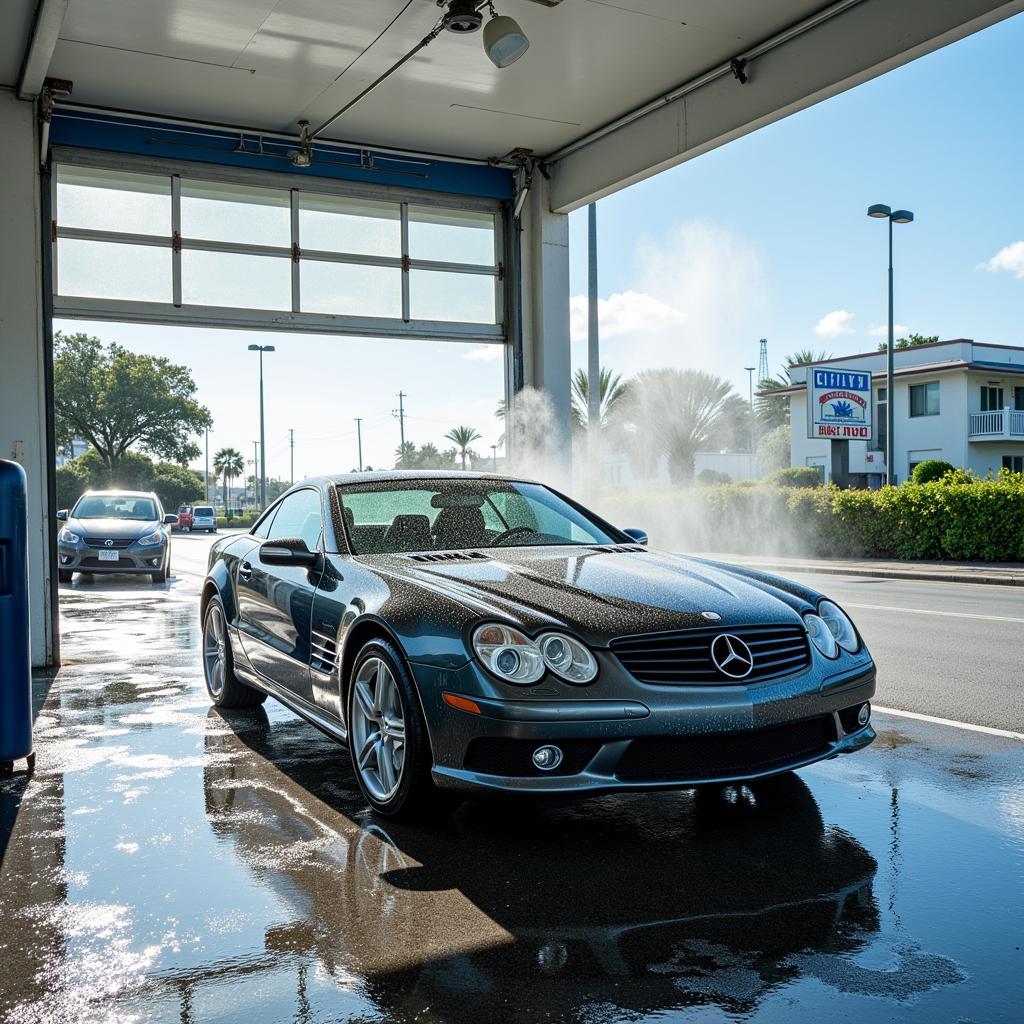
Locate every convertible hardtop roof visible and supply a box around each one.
[324,470,540,487]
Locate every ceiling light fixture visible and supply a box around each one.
[482,4,530,68]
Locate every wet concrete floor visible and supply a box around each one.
[1,575,1022,1023]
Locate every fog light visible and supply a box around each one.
[532,745,563,771]
[857,702,870,727]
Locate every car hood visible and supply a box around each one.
[68,517,161,539]
[375,546,820,644]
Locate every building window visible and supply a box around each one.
[980,385,1004,412]
[1003,456,1024,473]
[909,381,940,417]
[872,387,887,451]
[1015,386,1024,412]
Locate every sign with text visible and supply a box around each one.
[807,367,872,440]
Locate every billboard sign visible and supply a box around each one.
[807,367,872,440]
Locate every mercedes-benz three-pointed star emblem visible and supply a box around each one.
[710,633,754,679]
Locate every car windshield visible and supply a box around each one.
[336,479,618,555]
[73,495,158,521]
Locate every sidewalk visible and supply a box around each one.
[696,551,1024,586]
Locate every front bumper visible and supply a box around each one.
[418,660,876,795]
[58,541,167,574]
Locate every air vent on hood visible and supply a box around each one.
[594,544,646,554]
[407,551,489,563]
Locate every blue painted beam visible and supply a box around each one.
[50,109,514,200]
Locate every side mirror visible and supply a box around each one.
[164,513,179,525]
[259,538,319,567]
[622,527,648,546]
[56,509,68,521]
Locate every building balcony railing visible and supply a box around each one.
[968,408,1024,439]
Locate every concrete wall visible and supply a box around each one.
[0,88,52,667]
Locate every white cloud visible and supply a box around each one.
[981,240,1024,279]
[567,221,768,380]
[463,345,504,362]
[868,323,908,337]
[814,310,855,337]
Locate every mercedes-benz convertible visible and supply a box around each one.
[200,471,875,817]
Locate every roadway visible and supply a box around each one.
[168,529,1024,734]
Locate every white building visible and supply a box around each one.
[766,339,1024,486]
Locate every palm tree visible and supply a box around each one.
[444,425,482,470]
[213,447,244,510]
[570,367,629,431]
[394,441,417,469]
[621,369,736,484]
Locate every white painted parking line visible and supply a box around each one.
[874,705,1024,741]
[843,602,1024,625]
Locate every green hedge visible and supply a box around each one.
[596,473,1024,561]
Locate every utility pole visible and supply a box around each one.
[354,418,363,472]
[204,428,210,503]
[392,391,406,450]
[289,428,295,485]
[587,203,600,478]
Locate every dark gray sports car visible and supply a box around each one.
[200,471,875,817]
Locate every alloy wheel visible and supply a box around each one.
[204,603,227,697]
[350,656,407,803]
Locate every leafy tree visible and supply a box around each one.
[444,425,483,470]
[57,448,203,511]
[570,367,629,431]
[53,332,212,471]
[213,448,244,510]
[756,423,791,475]
[621,369,737,484]
[877,332,940,352]
[152,462,204,510]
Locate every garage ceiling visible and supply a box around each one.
[5,0,830,159]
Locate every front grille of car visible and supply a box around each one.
[463,738,602,777]
[83,537,134,549]
[615,715,835,782]
[610,624,810,684]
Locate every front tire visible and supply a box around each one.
[347,638,456,819]
[58,569,73,583]
[202,595,266,709]
[152,551,170,583]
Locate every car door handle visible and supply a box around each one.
[238,561,253,581]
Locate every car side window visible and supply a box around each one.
[251,505,278,539]
[266,489,323,550]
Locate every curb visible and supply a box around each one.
[724,561,1024,587]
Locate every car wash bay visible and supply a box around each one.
[3,1,1024,1021]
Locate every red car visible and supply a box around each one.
[175,505,194,532]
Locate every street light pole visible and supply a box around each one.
[867,205,914,486]
[354,418,363,472]
[491,444,498,472]
[587,203,601,478]
[744,366,756,454]
[252,441,259,510]
[247,344,275,507]
[204,428,210,503]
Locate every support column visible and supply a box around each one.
[0,88,54,667]
[518,172,572,476]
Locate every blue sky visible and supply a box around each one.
[59,12,1024,480]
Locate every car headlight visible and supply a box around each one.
[818,600,860,653]
[472,623,545,685]
[803,613,838,658]
[538,632,598,684]
[137,530,164,547]
[58,527,80,544]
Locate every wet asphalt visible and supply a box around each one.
[0,546,1022,1023]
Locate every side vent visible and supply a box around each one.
[408,551,489,563]
[310,630,339,674]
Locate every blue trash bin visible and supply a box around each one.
[0,459,34,775]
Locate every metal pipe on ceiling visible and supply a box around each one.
[545,0,867,164]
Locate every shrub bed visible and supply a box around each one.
[595,473,1024,562]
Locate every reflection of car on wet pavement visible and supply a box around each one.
[56,489,177,584]
[200,471,876,817]
[202,708,884,1020]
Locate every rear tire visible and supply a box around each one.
[202,595,266,708]
[346,638,458,820]
[58,569,73,583]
